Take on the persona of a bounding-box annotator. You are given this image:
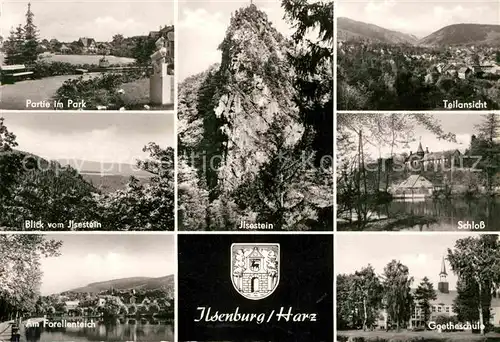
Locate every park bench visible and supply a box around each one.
[0,64,34,84]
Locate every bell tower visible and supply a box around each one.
[438,256,449,294]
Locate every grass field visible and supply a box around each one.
[0,73,101,110]
[0,75,174,110]
[39,54,135,65]
[338,330,500,341]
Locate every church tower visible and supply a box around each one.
[438,256,449,294]
[416,141,425,158]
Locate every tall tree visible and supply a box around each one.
[453,276,492,326]
[472,114,500,192]
[0,118,23,214]
[233,122,332,230]
[4,25,25,65]
[448,234,500,335]
[414,277,437,328]
[336,274,357,329]
[382,260,414,331]
[282,0,333,163]
[476,113,500,142]
[353,265,383,331]
[133,36,156,65]
[0,235,62,320]
[0,117,17,152]
[98,144,175,230]
[22,2,39,64]
[1,163,100,226]
[112,34,124,47]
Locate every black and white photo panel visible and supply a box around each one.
[337,112,500,231]
[0,233,175,341]
[0,0,174,111]
[336,233,500,340]
[177,0,334,231]
[0,112,174,231]
[178,234,334,341]
[337,0,500,110]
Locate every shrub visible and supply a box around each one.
[53,71,146,110]
[32,61,78,78]
[31,61,141,78]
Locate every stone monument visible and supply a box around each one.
[150,36,174,105]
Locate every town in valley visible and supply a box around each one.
[337,0,500,110]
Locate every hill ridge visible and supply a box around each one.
[419,23,500,46]
[337,17,417,45]
[63,275,174,294]
[338,18,500,46]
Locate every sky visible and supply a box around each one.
[356,113,486,159]
[178,0,296,81]
[338,0,500,38]
[1,112,174,164]
[1,1,174,42]
[39,234,175,295]
[335,233,491,290]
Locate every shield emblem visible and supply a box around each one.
[231,243,280,300]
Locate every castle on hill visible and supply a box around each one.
[404,141,461,171]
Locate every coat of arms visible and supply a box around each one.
[231,243,280,300]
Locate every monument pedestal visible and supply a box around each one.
[150,63,174,105]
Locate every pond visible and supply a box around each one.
[21,320,174,342]
[338,197,500,231]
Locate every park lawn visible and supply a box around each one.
[40,54,135,65]
[121,78,174,110]
[0,73,100,110]
[338,330,500,341]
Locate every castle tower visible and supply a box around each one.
[438,256,449,294]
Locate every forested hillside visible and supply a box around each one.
[420,23,500,46]
[338,17,417,45]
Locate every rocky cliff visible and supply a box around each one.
[179,4,303,192]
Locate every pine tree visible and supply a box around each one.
[282,0,333,164]
[414,277,437,328]
[472,114,500,192]
[4,25,25,65]
[22,2,39,64]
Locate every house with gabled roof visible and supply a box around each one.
[458,66,472,79]
[78,37,97,54]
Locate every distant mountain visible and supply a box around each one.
[419,23,500,46]
[64,275,173,293]
[81,173,150,193]
[337,17,417,45]
[56,159,152,178]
